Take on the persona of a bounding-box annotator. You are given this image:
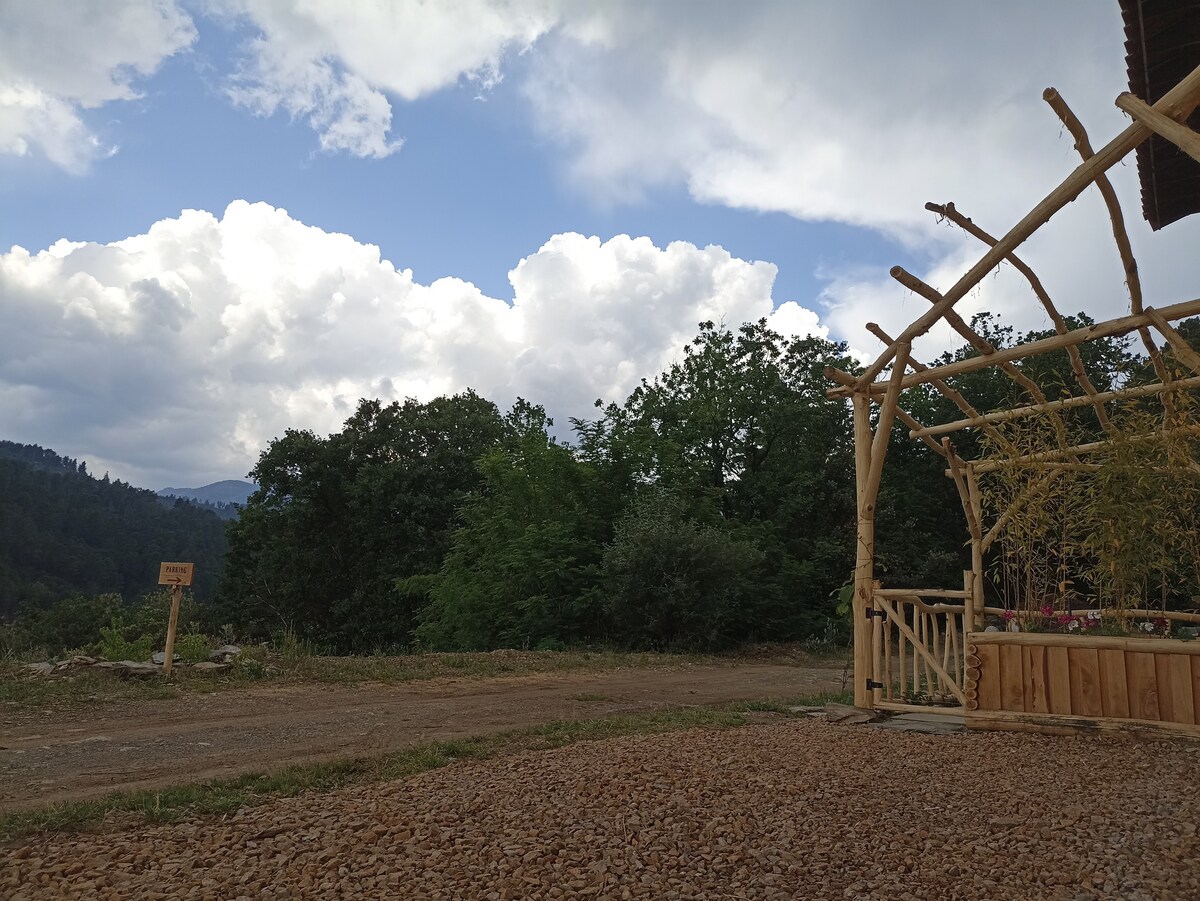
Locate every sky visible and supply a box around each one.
[1,1,1198,489]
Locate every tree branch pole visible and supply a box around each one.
[853,61,1200,390]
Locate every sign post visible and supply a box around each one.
[158,563,194,677]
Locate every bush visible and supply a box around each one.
[173,633,212,664]
[97,625,153,662]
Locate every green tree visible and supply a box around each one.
[220,392,511,651]
[414,410,614,650]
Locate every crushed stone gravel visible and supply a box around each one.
[4,718,1199,899]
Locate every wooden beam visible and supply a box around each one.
[967,423,1200,474]
[1145,308,1200,375]
[923,201,1116,434]
[1043,87,1178,418]
[910,374,1200,439]
[831,296,1200,398]
[864,322,1014,452]
[853,61,1200,390]
[865,344,911,502]
[1117,93,1200,164]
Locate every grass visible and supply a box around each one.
[0,693,851,843]
[0,644,849,709]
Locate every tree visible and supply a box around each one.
[220,391,511,650]
[414,409,614,650]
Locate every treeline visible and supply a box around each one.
[10,312,1183,657]
[218,320,962,652]
[0,442,227,616]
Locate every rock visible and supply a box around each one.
[190,662,229,672]
[23,662,55,676]
[210,645,242,662]
[111,661,162,678]
[984,625,1001,632]
[152,651,181,665]
[69,655,97,666]
[824,702,884,724]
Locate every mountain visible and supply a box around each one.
[158,480,256,506]
[0,441,227,614]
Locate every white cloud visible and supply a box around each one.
[216,0,559,157]
[0,202,821,486]
[0,0,195,171]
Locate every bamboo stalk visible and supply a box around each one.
[829,296,1200,398]
[1116,93,1200,163]
[981,469,1061,552]
[853,61,1200,390]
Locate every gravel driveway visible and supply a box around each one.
[5,717,1198,899]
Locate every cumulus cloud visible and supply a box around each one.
[0,0,195,171]
[216,0,559,157]
[0,202,819,486]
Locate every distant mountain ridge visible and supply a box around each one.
[158,480,256,506]
[0,441,227,613]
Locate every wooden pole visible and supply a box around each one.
[1116,93,1200,164]
[1043,86,1179,415]
[852,392,874,708]
[1144,308,1200,375]
[910,374,1200,440]
[853,60,1200,389]
[923,201,1116,435]
[871,579,883,706]
[968,423,1200,473]
[163,585,182,677]
[966,470,984,634]
[866,322,1015,453]
[830,295,1200,398]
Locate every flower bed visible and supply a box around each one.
[964,630,1200,739]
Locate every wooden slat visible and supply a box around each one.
[1098,649,1130,718]
[1000,644,1025,712]
[1068,647,1105,718]
[968,632,1200,654]
[1192,656,1200,725]
[1126,652,1160,721]
[1028,644,1049,713]
[975,644,1001,711]
[1046,646,1072,715]
[1157,654,1195,725]
[1021,645,1036,712]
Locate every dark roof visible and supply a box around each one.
[1121,0,1200,230]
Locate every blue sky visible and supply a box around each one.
[1,2,1197,488]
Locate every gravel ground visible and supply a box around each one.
[4,718,1199,900]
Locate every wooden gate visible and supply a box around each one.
[866,581,970,712]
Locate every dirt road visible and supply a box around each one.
[1,663,844,810]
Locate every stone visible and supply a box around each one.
[24,662,55,676]
[190,662,229,672]
[152,651,180,665]
[69,655,97,666]
[210,645,242,662]
[111,661,162,678]
[824,702,883,724]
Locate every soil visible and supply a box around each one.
[0,663,845,811]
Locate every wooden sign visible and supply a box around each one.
[158,562,194,586]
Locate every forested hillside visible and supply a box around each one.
[0,442,227,615]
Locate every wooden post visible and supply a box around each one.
[163,584,182,677]
[853,392,874,708]
[871,579,883,705]
[966,468,984,634]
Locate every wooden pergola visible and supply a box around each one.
[826,61,1200,712]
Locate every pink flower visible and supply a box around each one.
[1003,610,1017,621]
[1040,604,1054,617]
[1057,614,1074,626]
